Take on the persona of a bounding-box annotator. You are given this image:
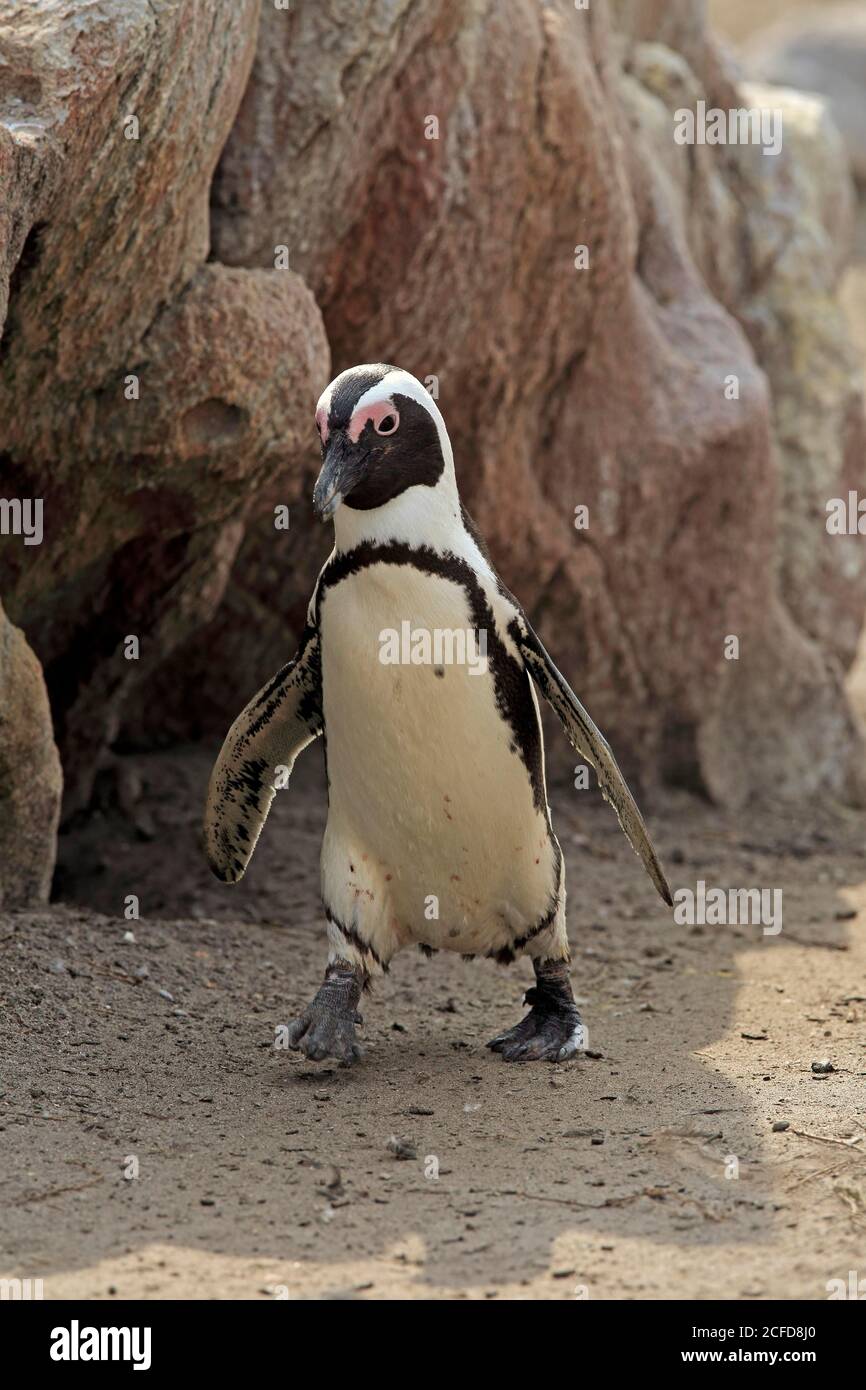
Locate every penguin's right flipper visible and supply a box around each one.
[204,625,322,884]
[517,622,673,908]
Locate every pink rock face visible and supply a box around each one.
[0,0,330,814]
[207,0,866,806]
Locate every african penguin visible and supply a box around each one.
[204,363,672,1066]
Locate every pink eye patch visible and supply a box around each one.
[315,406,329,444]
[348,399,400,441]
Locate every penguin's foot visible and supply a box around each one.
[487,957,586,1063]
[487,1003,585,1062]
[286,962,365,1067]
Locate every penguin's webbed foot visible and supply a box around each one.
[286,963,365,1067]
[487,1002,585,1062]
[487,958,586,1063]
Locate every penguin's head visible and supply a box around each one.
[313,364,449,520]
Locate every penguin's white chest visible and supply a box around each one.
[318,559,559,958]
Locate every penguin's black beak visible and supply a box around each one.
[313,433,367,521]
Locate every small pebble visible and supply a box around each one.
[387,1135,417,1160]
[772,1121,789,1132]
[811,1059,835,1074]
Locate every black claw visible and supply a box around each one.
[488,1004,585,1064]
[286,1011,363,1067]
[285,964,366,1067]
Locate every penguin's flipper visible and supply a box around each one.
[204,625,322,884]
[518,624,672,908]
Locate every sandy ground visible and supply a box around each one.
[1,737,865,1301]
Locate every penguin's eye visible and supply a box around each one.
[348,401,400,441]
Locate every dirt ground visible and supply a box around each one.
[2,718,865,1301]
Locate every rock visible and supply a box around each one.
[737,86,865,672]
[1,0,863,811]
[0,599,61,907]
[744,5,866,185]
[0,0,329,814]
[206,0,866,805]
[386,1135,417,1161]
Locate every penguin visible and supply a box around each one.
[204,364,671,1066]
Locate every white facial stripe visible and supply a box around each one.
[317,363,393,420]
[315,378,336,417]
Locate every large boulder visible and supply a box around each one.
[201,0,865,805]
[0,599,61,907]
[0,0,329,815]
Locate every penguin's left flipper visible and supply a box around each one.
[204,625,322,884]
[517,623,673,908]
